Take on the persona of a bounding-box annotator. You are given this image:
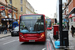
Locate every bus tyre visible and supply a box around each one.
[43,41,46,44]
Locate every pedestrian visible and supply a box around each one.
[71,25,75,37]
[0,22,2,34]
[3,25,7,34]
[7,22,9,31]
[9,24,12,32]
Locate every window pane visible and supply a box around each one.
[21,0,22,4]
[1,11,6,17]
[8,13,12,18]
[10,0,12,4]
[21,7,23,11]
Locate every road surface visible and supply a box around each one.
[0,31,54,50]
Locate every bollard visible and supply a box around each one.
[56,31,59,40]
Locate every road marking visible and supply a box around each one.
[0,38,5,40]
[47,41,49,50]
[42,48,46,50]
[48,41,52,50]
[47,39,52,50]
[3,40,16,45]
[0,37,10,40]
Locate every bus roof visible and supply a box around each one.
[19,14,45,20]
[20,14,45,16]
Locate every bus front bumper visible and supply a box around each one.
[19,37,46,42]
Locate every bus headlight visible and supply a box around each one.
[20,35,24,38]
[41,33,44,37]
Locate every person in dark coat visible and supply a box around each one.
[71,25,75,37]
[3,25,7,34]
[0,22,2,34]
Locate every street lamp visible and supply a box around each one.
[59,0,63,46]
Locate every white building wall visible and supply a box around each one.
[26,1,34,14]
[56,0,68,23]
[56,0,59,22]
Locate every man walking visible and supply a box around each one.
[71,25,75,37]
[0,22,2,34]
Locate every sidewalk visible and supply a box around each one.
[49,30,75,50]
[0,31,11,38]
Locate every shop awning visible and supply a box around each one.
[69,14,72,18]
[69,14,75,18]
[1,18,14,21]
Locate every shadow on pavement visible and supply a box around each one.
[21,42,45,45]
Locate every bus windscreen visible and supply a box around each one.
[20,15,44,33]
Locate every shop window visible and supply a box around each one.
[8,13,12,18]
[21,0,23,4]
[14,14,16,19]
[1,11,6,17]
[10,0,12,4]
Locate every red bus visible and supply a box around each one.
[46,18,52,30]
[19,14,47,42]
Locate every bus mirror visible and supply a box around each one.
[46,21,47,23]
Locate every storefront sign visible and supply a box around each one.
[72,14,75,16]
[69,14,75,18]
[8,9,12,13]
[0,6,5,10]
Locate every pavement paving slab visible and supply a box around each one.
[49,29,75,50]
[0,32,11,38]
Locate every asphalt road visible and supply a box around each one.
[0,31,54,50]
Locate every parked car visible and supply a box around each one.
[11,26,19,36]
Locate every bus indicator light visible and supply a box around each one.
[41,33,44,37]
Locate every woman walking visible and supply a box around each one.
[3,25,7,34]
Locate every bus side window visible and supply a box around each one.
[40,22,44,30]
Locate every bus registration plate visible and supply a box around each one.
[29,40,35,42]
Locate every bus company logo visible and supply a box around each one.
[27,34,37,36]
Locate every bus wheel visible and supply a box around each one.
[43,42,46,44]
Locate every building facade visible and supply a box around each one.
[56,0,59,22]
[7,0,34,19]
[63,0,75,32]
[0,0,18,24]
[51,18,55,26]
[68,0,75,32]
[62,0,69,29]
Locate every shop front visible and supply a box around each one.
[69,13,75,33]
[0,2,18,31]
